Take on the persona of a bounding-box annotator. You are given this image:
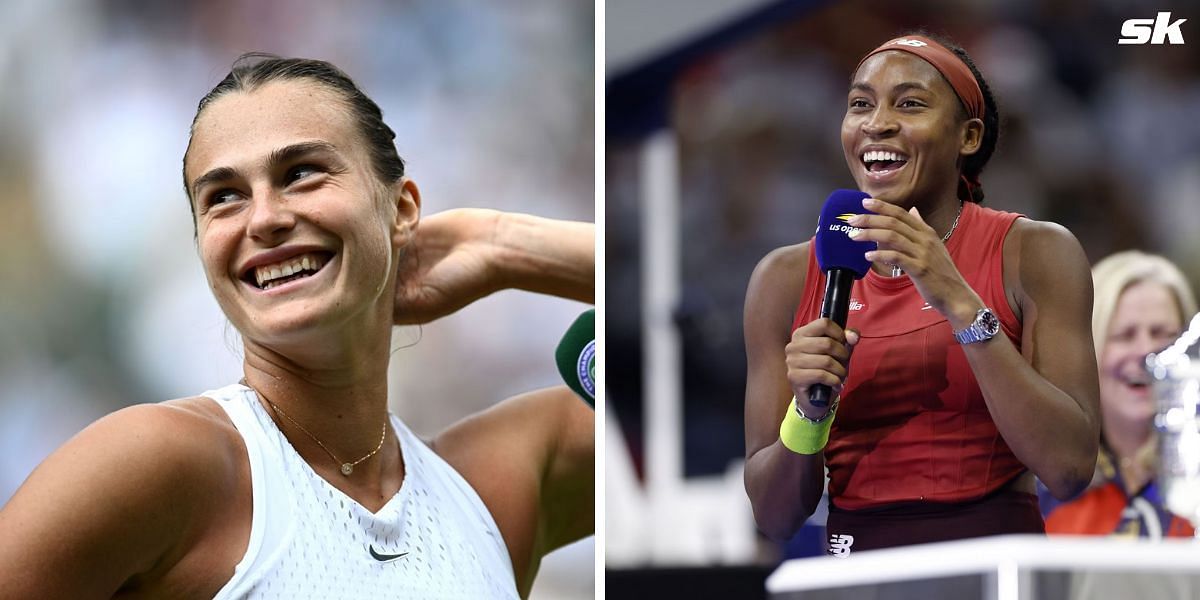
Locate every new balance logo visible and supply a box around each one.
[828,533,854,557]
[1119,12,1187,45]
[891,38,928,48]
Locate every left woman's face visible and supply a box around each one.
[1099,280,1183,428]
[841,51,974,206]
[184,80,408,346]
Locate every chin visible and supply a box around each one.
[1117,397,1157,425]
[867,190,895,203]
[242,323,314,346]
[1134,399,1158,421]
[864,188,905,205]
[853,178,898,201]
[240,308,339,345]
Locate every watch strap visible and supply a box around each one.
[953,307,999,344]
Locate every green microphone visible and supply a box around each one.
[555,309,595,406]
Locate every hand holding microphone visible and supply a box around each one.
[794,190,875,409]
[786,320,860,416]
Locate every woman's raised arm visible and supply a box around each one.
[394,208,594,325]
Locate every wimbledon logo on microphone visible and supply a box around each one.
[830,213,865,236]
[577,340,596,398]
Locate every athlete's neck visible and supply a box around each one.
[916,194,965,241]
[241,345,403,507]
[868,195,965,277]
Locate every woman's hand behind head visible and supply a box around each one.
[393,209,595,325]
[393,208,504,325]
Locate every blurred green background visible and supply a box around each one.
[0,1,595,597]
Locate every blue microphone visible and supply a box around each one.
[809,190,874,407]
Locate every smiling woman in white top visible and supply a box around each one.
[0,54,594,599]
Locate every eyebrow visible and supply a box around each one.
[849,81,932,95]
[190,140,342,197]
[189,166,238,198]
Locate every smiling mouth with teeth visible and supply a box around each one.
[1122,377,1151,390]
[862,150,909,173]
[1116,370,1153,391]
[248,251,332,291]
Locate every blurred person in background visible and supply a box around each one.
[0,55,594,599]
[743,32,1100,554]
[1042,250,1197,538]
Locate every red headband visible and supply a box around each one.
[855,36,984,122]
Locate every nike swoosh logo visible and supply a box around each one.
[369,545,409,562]
[921,304,934,310]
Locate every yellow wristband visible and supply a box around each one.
[779,396,837,455]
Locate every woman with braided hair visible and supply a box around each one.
[743,33,1100,553]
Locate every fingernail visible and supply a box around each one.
[864,251,876,260]
[862,198,876,208]
[848,214,864,225]
[847,229,861,239]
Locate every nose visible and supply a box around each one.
[245,188,296,243]
[862,106,897,137]
[1132,331,1166,365]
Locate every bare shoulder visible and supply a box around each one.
[99,396,244,476]
[745,241,810,338]
[1003,218,1090,300]
[0,397,245,598]
[750,242,810,284]
[23,396,241,495]
[1007,217,1084,255]
[161,395,243,442]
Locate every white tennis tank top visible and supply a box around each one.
[204,383,519,599]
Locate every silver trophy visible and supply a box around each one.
[1150,312,1200,536]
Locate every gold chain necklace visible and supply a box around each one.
[260,393,388,476]
[892,201,963,278]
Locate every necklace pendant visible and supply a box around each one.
[340,463,354,476]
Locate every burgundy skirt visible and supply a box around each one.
[824,489,1044,556]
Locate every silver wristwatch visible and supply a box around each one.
[953,307,1000,344]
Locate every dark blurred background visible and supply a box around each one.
[605,0,1200,582]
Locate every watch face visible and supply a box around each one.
[981,309,1000,335]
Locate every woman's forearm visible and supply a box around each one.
[961,330,1099,499]
[495,212,594,304]
[744,440,826,541]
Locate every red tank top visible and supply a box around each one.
[792,201,1025,510]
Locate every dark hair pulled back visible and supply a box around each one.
[183,53,406,218]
